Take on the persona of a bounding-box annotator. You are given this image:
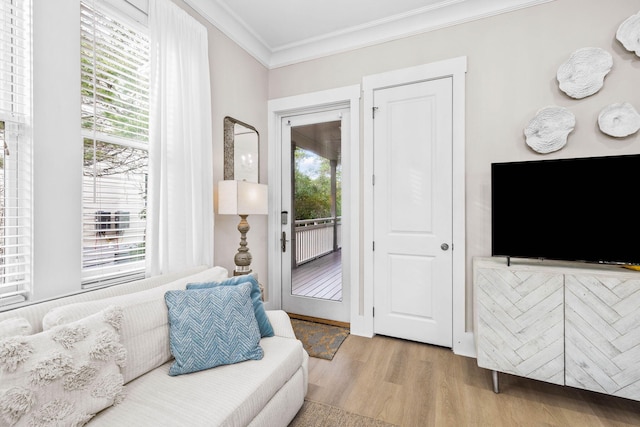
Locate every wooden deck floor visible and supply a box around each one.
[292,250,342,301]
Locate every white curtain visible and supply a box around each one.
[147,0,213,276]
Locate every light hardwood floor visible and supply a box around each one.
[305,334,640,427]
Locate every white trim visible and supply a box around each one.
[186,0,554,69]
[363,57,474,356]
[266,85,361,332]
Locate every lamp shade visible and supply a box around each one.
[218,180,268,215]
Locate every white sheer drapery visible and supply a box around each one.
[147,0,213,276]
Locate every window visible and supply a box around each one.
[0,0,31,306]
[0,0,32,306]
[81,1,149,287]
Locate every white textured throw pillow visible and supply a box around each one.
[0,306,127,426]
[44,299,169,385]
[0,317,33,339]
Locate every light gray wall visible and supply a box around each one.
[268,0,640,327]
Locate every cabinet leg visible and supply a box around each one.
[492,370,499,393]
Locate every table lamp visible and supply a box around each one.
[217,180,268,275]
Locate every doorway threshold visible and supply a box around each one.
[287,312,350,329]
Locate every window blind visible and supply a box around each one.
[0,0,30,121]
[81,0,149,287]
[0,0,31,307]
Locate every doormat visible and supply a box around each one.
[290,319,349,360]
[289,400,397,427]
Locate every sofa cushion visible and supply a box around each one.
[88,336,304,427]
[41,267,230,384]
[41,267,229,330]
[164,283,263,376]
[0,266,211,335]
[117,298,172,384]
[187,275,274,338]
[0,306,126,427]
[0,317,32,339]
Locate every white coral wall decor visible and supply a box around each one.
[524,106,576,153]
[557,47,613,99]
[617,11,640,57]
[598,102,640,137]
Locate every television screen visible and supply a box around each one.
[491,154,640,266]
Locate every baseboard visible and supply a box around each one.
[453,331,476,358]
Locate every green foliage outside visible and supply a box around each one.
[81,3,149,181]
[294,147,341,220]
[80,8,149,145]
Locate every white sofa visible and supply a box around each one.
[0,266,308,427]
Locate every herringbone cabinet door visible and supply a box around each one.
[565,274,640,401]
[476,267,565,385]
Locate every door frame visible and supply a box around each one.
[363,57,475,357]
[266,85,361,329]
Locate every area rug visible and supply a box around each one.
[289,400,397,427]
[290,319,349,360]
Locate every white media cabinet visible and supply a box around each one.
[474,257,640,401]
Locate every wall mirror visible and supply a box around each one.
[224,116,259,183]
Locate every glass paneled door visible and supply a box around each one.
[281,109,349,323]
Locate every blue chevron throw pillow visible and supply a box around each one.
[164,282,263,376]
[186,275,274,338]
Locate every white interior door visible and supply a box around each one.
[372,77,453,346]
[281,109,350,323]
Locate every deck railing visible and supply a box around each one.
[295,217,341,266]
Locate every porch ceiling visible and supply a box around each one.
[292,121,341,162]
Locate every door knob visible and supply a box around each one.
[441,243,449,251]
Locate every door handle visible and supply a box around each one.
[441,243,450,251]
[281,231,287,252]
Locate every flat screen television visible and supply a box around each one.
[491,153,640,266]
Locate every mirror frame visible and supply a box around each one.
[224,116,259,183]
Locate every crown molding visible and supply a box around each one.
[183,0,272,68]
[185,0,554,69]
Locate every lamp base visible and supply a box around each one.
[233,214,253,276]
[233,267,252,276]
